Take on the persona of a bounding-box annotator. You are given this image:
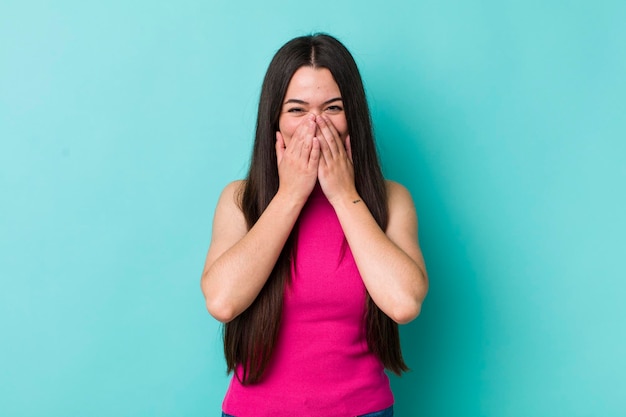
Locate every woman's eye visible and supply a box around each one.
[326,105,343,112]
[287,108,305,113]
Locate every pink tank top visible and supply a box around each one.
[222,185,393,417]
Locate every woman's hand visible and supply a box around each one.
[276,114,321,205]
[316,115,357,204]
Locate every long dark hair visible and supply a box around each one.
[224,33,408,384]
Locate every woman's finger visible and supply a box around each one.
[275,131,286,165]
[315,115,342,157]
[345,135,352,162]
[317,128,333,164]
[317,116,338,153]
[289,115,317,158]
[309,137,321,169]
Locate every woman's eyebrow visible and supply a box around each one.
[283,97,343,105]
[323,97,343,105]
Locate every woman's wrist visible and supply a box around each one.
[273,187,309,212]
[328,190,364,212]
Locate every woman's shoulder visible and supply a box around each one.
[384,179,413,201]
[217,180,247,209]
[384,179,418,214]
[383,180,419,236]
[212,180,248,235]
[221,179,246,194]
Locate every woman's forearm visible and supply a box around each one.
[331,193,428,324]
[201,189,305,323]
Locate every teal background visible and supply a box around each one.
[1,0,624,416]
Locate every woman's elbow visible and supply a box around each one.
[205,297,238,323]
[390,301,422,324]
[391,280,428,324]
[201,271,237,323]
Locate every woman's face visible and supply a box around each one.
[278,66,348,147]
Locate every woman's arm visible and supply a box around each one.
[316,115,428,324]
[200,180,306,323]
[331,181,428,324]
[201,117,320,323]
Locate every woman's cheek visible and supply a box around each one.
[332,117,349,140]
[278,122,296,147]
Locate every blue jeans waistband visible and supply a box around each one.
[222,405,393,417]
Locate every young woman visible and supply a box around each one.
[201,33,428,417]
